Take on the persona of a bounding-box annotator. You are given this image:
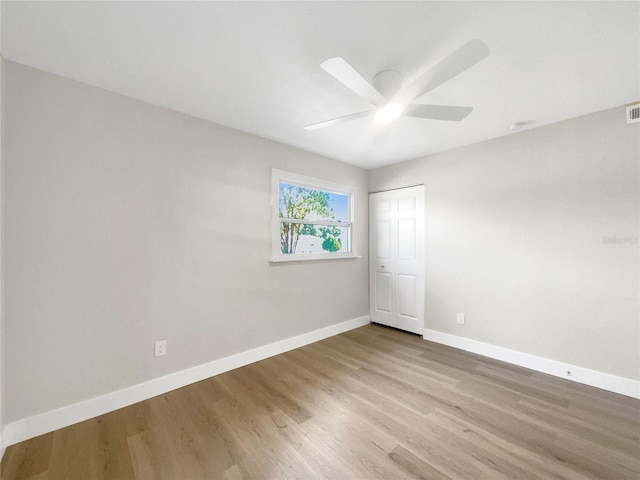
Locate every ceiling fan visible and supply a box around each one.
[304,39,490,130]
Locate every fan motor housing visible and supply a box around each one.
[372,70,402,99]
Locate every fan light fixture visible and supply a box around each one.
[304,39,490,131]
[374,103,405,124]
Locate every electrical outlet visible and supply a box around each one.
[155,340,167,357]
[457,313,465,325]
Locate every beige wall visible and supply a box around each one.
[0,56,4,450]
[369,106,640,381]
[3,61,369,423]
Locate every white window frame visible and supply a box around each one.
[271,169,357,262]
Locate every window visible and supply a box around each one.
[271,169,356,262]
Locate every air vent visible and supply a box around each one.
[626,103,640,124]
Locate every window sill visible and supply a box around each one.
[270,254,361,264]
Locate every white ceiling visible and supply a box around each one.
[2,1,639,169]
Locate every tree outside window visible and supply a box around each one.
[271,170,354,261]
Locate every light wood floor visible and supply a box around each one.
[2,323,639,479]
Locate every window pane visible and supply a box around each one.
[280,222,350,254]
[279,183,349,222]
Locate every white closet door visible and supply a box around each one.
[369,186,424,334]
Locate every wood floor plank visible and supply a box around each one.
[212,396,317,479]
[346,391,485,478]
[89,412,136,479]
[0,433,52,480]
[387,444,452,480]
[127,427,179,480]
[45,419,95,480]
[178,383,237,476]
[519,397,640,458]
[2,323,638,479]
[145,393,212,479]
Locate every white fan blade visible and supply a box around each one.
[321,57,387,107]
[395,39,490,104]
[404,104,473,122]
[304,110,374,130]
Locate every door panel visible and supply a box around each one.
[375,220,392,259]
[369,186,424,334]
[398,195,416,211]
[397,218,416,260]
[376,198,392,213]
[374,272,392,313]
[397,274,417,318]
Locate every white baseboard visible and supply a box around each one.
[423,329,640,399]
[1,315,370,450]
